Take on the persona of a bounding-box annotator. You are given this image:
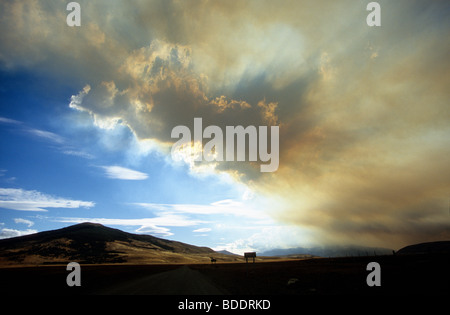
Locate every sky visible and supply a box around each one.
[0,0,449,254]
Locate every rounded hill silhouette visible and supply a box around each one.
[0,222,219,265]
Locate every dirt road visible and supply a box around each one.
[94,265,229,295]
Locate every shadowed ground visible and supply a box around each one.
[1,254,449,295]
[95,265,228,295]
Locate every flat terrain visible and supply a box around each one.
[1,254,449,295]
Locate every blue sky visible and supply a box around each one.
[0,69,296,254]
[0,1,449,253]
[0,72,260,248]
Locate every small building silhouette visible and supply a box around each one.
[244,252,256,263]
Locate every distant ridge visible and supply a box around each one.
[397,241,450,255]
[260,245,394,258]
[0,222,226,265]
[216,250,239,256]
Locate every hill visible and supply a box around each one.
[0,222,237,265]
[396,241,450,255]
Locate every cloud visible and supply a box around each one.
[0,169,16,184]
[54,215,207,237]
[0,228,37,239]
[14,218,34,227]
[193,228,211,233]
[0,188,95,212]
[135,225,173,237]
[26,128,65,144]
[214,224,317,255]
[0,116,65,144]
[0,116,96,161]
[133,199,273,223]
[65,39,280,180]
[0,116,22,125]
[101,165,148,180]
[131,199,276,240]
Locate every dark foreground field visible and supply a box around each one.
[1,254,449,295]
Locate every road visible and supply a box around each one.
[94,265,229,295]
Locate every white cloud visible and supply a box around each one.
[0,116,65,144]
[0,117,93,161]
[215,239,257,256]
[0,116,22,125]
[26,128,65,144]
[0,228,37,239]
[133,199,271,221]
[215,225,316,256]
[69,84,91,112]
[14,218,34,227]
[0,188,95,212]
[101,165,148,180]
[129,199,278,241]
[193,227,211,233]
[135,225,173,237]
[54,215,207,237]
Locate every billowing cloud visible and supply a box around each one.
[1,0,449,249]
